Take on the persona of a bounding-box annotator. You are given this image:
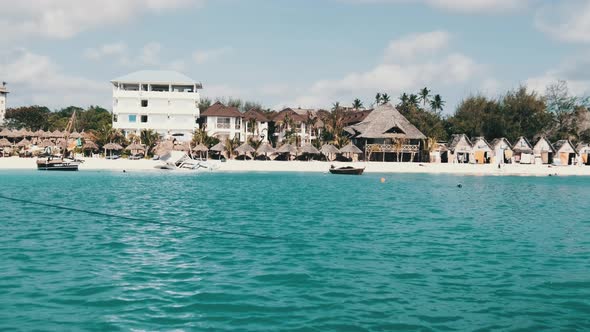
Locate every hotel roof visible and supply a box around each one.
[111,70,200,86]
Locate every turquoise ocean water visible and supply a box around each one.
[0,171,589,331]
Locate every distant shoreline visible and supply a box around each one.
[1,157,589,176]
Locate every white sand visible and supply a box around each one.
[1,156,590,176]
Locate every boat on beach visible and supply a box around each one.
[155,151,218,171]
[329,165,365,175]
[36,155,81,171]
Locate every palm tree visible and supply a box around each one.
[352,98,363,110]
[399,93,409,106]
[247,118,257,140]
[140,129,160,157]
[325,107,347,145]
[381,93,391,105]
[419,87,430,108]
[430,94,445,113]
[375,93,382,106]
[408,94,419,107]
[224,137,239,159]
[332,101,341,111]
[305,111,318,144]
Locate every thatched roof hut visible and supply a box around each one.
[512,137,533,154]
[339,142,363,154]
[533,136,555,164]
[0,128,11,137]
[554,139,578,165]
[39,139,54,148]
[70,132,82,139]
[193,143,209,152]
[345,103,426,140]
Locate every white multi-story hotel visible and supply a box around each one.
[111,70,202,141]
[0,82,8,125]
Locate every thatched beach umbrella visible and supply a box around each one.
[256,143,276,160]
[16,138,30,148]
[0,138,11,147]
[193,143,209,159]
[34,130,45,137]
[277,143,297,160]
[0,128,11,137]
[173,141,190,152]
[39,139,54,148]
[126,142,145,151]
[321,144,340,161]
[103,142,123,158]
[52,130,64,138]
[235,142,255,158]
[340,142,363,160]
[70,132,82,139]
[299,144,320,161]
[210,142,225,159]
[154,141,173,156]
[83,141,98,151]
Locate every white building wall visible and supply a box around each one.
[0,92,6,125]
[205,116,242,141]
[112,85,200,142]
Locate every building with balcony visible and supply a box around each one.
[0,82,8,125]
[111,70,202,141]
[200,102,243,142]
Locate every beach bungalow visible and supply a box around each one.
[577,143,590,165]
[471,137,493,164]
[344,103,426,162]
[533,137,555,165]
[429,142,449,163]
[241,109,269,142]
[490,137,512,164]
[512,136,534,164]
[447,134,472,163]
[201,102,243,142]
[553,140,578,165]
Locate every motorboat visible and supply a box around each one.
[37,155,81,171]
[329,165,365,175]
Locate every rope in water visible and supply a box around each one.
[0,194,280,240]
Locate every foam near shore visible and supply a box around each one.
[1,156,590,176]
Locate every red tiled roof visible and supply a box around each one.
[201,102,242,117]
[242,109,268,122]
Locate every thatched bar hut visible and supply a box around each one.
[490,137,512,164]
[577,143,590,165]
[344,103,426,162]
[471,137,493,164]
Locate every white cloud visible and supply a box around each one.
[0,0,201,41]
[384,30,450,61]
[0,49,108,108]
[282,31,482,109]
[84,42,128,61]
[342,0,528,13]
[535,0,590,43]
[192,47,233,64]
[139,42,162,66]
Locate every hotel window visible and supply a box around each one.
[141,115,148,123]
[141,99,148,107]
[113,114,118,123]
[217,117,231,129]
[128,115,137,123]
[235,118,241,130]
[113,98,118,107]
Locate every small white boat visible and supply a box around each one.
[155,151,218,171]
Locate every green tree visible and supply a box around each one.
[4,106,51,130]
[352,98,363,110]
[419,87,430,108]
[429,94,445,114]
[381,93,391,105]
[545,80,587,140]
[447,95,503,140]
[501,86,549,141]
[140,129,161,156]
[375,93,382,106]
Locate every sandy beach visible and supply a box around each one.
[1,156,590,176]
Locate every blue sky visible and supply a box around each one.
[1,0,590,114]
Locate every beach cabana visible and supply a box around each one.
[193,143,209,159]
[0,138,11,147]
[39,139,54,148]
[234,143,256,159]
[103,142,123,158]
[83,141,98,150]
[0,128,11,138]
[126,142,146,157]
[490,137,512,164]
[533,137,555,165]
[429,142,449,163]
[339,142,363,161]
[277,143,297,160]
[320,144,340,161]
[471,137,493,164]
[577,143,590,165]
[16,138,30,148]
[256,143,276,160]
[553,140,577,166]
[210,142,226,159]
[512,136,534,164]
[447,134,472,163]
[298,144,320,161]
